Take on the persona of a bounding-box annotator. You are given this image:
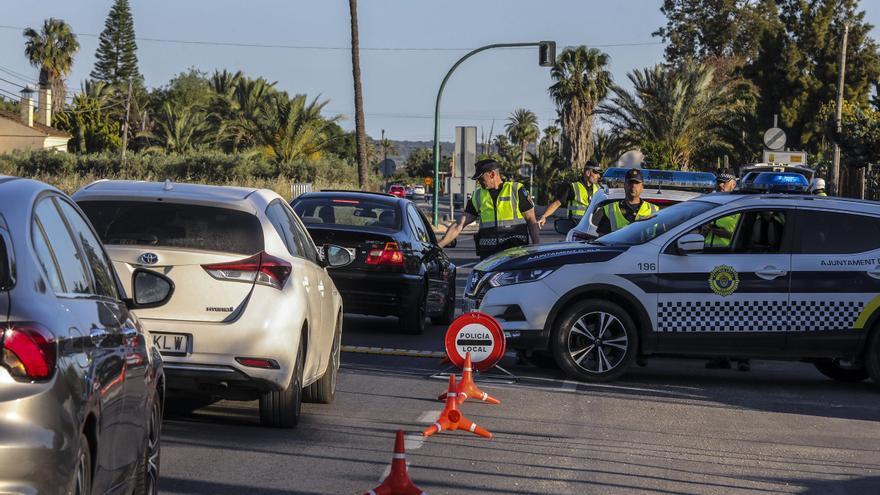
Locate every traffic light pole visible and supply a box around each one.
[431,42,549,226]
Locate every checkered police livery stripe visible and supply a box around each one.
[658,300,788,332]
[789,300,864,331]
[658,299,866,332]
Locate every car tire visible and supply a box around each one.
[133,396,162,495]
[259,342,304,428]
[304,316,341,404]
[551,299,638,382]
[74,432,92,495]
[813,358,870,382]
[865,330,880,386]
[431,281,456,326]
[399,288,426,335]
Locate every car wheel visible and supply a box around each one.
[551,300,638,382]
[259,341,304,428]
[304,316,341,404]
[74,432,92,495]
[865,330,880,386]
[133,396,162,495]
[813,358,869,382]
[430,281,456,326]
[400,288,426,334]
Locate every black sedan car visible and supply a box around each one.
[291,191,456,334]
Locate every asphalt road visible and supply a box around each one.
[159,224,880,495]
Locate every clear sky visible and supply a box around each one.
[1,0,878,142]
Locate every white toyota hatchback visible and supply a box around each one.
[74,180,350,428]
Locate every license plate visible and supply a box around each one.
[151,332,190,356]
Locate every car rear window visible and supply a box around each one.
[292,197,400,229]
[78,201,264,255]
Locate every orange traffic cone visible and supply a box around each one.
[437,352,501,405]
[364,430,427,495]
[423,374,492,439]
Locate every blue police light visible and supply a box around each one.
[602,168,716,191]
[738,171,809,194]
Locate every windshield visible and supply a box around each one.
[596,200,717,246]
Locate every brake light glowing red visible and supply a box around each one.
[235,357,280,369]
[202,252,292,290]
[2,323,56,380]
[332,199,360,204]
[365,242,405,266]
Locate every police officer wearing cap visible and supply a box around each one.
[810,178,828,196]
[704,170,739,248]
[592,168,659,236]
[438,159,540,258]
[537,160,602,229]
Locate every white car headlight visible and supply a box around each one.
[487,268,555,288]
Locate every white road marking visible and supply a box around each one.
[417,410,441,423]
[459,261,479,268]
[404,433,424,451]
[560,381,579,392]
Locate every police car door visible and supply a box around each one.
[656,207,793,353]
[786,207,880,355]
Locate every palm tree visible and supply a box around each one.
[505,108,540,167]
[527,142,565,204]
[258,94,340,167]
[541,124,561,152]
[349,0,369,189]
[139,102,209,153]
[599,61,740,169]
[548,46,612,170]
[591,128,625,167]
[23,18,80,112]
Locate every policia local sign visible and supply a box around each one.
[444,312,506,372]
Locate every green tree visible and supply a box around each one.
[541,125,561,152]
[91,0,141,87]
[600,62,741,169]
[54,81,121,153]
[405,147,449,178]
[505,108,540,168]
[258,94,339,166]
[23,18,80,112]
[549,46,612,170]
[527,141,566,204]
[591,128,626,167]
[138,102,209,153]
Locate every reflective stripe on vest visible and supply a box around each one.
[603,201,659,231]
[568,181,598,218]
[471,182,526,230]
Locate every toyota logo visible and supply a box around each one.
[138,252,159,265]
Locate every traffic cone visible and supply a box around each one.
[423,374,492,439]
[437,352,501,405]
[363,430,427,495]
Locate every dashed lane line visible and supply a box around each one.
[342,345,446,359]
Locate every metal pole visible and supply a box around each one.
[432,42,544,226]
[832,23,849,196]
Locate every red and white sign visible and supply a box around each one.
[444,312,506,372]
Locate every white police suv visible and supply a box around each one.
[463,172,880,384]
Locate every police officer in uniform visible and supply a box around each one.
[592,168,659,236]
[438,159,540,258]
[537,160,602,229]
[810,178,828,196]
[704,170,739,248]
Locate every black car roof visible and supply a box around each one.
[293,190,403,205]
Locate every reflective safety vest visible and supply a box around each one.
[471,182,529,256]
[816,191,828,197]
[568,181,599,219]
[706,214,740,248]
[603,200,659,231]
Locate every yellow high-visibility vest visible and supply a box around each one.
[604,200,659,231]
[568,181,599,219]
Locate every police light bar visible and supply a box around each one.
[602,168,716,191]
[738,171,809,194]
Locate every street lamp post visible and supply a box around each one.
[431,41,556,226]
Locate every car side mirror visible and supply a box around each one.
[676,233,705,255]
[125,269,174,309]
[554,218,576,235]
[323,244,354,268]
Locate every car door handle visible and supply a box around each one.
[90,328,110,345]
[755,267,788,279]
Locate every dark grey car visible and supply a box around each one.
[0,176,172,494]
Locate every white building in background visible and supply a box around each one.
[0,86,70,153]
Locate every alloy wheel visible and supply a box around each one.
[567,311,629,374]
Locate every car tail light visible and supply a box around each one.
[202,252,292,290]
[2,323,56,380]
[235,357,280,369]
[365,242,404,266]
